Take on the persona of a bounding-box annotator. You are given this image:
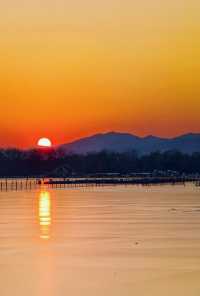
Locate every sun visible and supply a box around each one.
[37,138,52,148]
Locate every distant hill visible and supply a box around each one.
[59,132,200,155]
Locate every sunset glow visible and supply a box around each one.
[0,1,199,147]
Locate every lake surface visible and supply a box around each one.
[0,184,200,295]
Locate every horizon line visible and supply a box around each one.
[0,130,200,150]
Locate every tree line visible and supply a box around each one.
[0,148,200,177]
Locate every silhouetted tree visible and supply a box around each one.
[0,148,199,177]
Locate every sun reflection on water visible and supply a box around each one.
[39,191,51,240]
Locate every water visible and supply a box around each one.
[0,184,200,295]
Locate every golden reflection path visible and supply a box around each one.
[39,191,51,240]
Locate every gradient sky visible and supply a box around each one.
[0,0,200,147]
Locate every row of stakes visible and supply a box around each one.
[0,177,199,191]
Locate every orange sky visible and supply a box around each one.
[0,0,200,147]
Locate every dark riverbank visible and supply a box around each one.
[0,149,200,177]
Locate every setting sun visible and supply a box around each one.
[37,138,52,147]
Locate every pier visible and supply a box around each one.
[0,176,199,191]
[44,176,198,187]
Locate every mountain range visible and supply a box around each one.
[59,132,200,155]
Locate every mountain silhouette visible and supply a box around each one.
[59,132,200,155]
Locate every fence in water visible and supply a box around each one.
[0,178,39,191]
[0,176,199,191]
